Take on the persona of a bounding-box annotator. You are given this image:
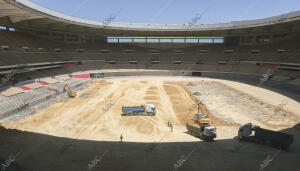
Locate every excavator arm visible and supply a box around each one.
[64,84,77,97]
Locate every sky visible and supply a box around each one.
[31,0,300,24]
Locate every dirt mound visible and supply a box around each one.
[187,82,196,86]
[192,92,201,96]
[148,86,158,90]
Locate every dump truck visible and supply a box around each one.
[186,114,216,141]
[122,104,156,116]
[238,123,293,149]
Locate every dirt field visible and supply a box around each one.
[0,77,299,171]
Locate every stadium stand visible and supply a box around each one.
[0,0,299,120]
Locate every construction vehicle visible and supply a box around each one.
[122,104,156,116]
[187,114,217,141]
[238,123,293,149]
[186,102,216,141]
[63,84,77,97]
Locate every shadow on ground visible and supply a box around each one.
[0,126,299,171]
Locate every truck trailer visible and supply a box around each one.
[122,104,156,116]
[238,123,293,149]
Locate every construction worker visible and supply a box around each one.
[120,134,123,142]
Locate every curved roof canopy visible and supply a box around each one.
[0,0,300,36]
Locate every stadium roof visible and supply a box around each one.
[1,0,300,36]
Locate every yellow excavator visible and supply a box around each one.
[186,102,217,141]
[63,84,77,97]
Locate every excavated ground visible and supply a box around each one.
[0,77,299,171]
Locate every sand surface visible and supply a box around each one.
[0,77,299,171]
[3,78,230,142]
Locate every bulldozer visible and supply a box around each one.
[63,84,77,97]
[186,103,217,141]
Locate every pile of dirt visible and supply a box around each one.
[192,92,201,96]
[187,82,196,86]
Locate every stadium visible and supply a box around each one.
[0,0,299,170]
